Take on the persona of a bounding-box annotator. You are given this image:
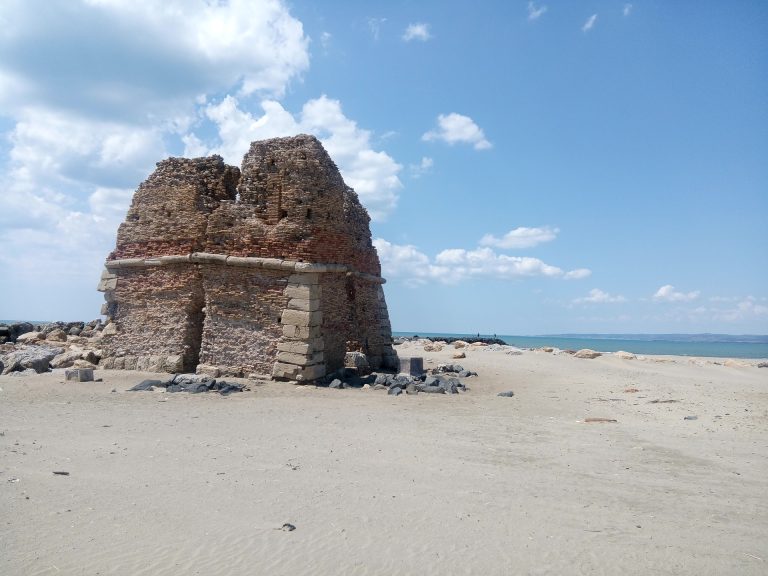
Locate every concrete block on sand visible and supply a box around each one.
[65,368,94,382]
[398,356,424,376]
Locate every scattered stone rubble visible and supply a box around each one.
[316,365,476,396]
[0,320,106,375]
[127,374,246,395]
[97,135,396,382]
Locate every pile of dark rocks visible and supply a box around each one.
[319,363,478,396]
[0,320,105,344]
[128,373,246,395]
[393,335,506,346]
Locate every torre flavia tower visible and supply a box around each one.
[97,135,397,381]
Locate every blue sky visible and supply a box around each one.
[0,0,766,334]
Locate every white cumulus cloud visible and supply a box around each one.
[403,23,432,42]
[375,240,590,285]
[409,156,434,178]
[422,113,492,150]
[0,0,309,119]
[653,284,700,302]
[574,289,627,304]
[582,14,598,32]
[480,226,559,249]
[527,2,548,21]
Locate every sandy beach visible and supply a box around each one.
[2,343,767,575]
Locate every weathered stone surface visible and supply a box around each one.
[276,351,324,365]
[574,349,602,359]
[65,368,94,382]
[284,284,321,300]
[51,350,83,369]
[344,351,370,374]
[46,329,68,342]
[281,309,323,328]
[398,356,424,377]
[614,350,637,360]
[16,332,41,343]
[287,298,320,312]
[277,339,323,355]
[196,364,221,377]
[99,135,396,381]
[1,346,63,374]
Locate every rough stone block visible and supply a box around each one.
[282,324,322,340]
[276,339,323,355]
[345,351,371,374]
[281,309,322,327]
[287,298,320,312]
[97,278,117,291]
[196,363,221,377]
[284,284,321,300]
[398,356,424,377]
[123,356,138,370]
[288,273,320,285]
[65,368,94,382]
[101,323,118,336]
[162,355,183,372]
[136,355,151,371]
[272,361,324,381]
[276,351,324,366]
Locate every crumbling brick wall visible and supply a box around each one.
[98,135,397,379]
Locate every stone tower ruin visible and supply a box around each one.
[97,135,397,381]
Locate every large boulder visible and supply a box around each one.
[10,322,34,341]
[574,349,602,359]
[15,331,41,343]
[45,329,69,343]
[50,350,84,369]
[614,350,636,360]
[1,345,64,374]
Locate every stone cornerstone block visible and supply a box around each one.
[281,309,322,328]
[276,338,324,355]
[287,273,320,285]
[272,362,326,381]
[276,351,324,366]
[282,324,322,340]
[287,297,320,312]
[284,284,321,300]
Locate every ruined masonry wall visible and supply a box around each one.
[99,135,397,380]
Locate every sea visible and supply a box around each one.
[392,332,768,359]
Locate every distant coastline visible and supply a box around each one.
[393,332,768,359]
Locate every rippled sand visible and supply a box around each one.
[2,346,767,575]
